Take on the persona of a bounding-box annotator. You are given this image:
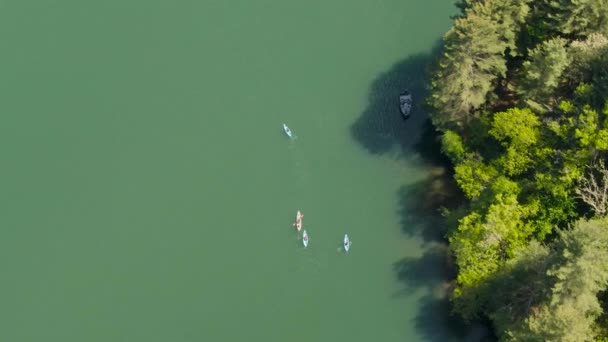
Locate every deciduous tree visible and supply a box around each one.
[576,160,608,216]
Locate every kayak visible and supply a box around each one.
[295,210,303,231]
[302,230,309,248]
[344,234,350,252]
[283,123,294,139]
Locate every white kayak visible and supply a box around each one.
[295,210,303,231]
[283,123,294,139]
[344,234,351,252]
[302,230,309,248]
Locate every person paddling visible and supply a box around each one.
[302,230,309,247]
[293,211,304,231]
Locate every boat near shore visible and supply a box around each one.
[399,91,412,119]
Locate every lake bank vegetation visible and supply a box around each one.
[427,0,608,339]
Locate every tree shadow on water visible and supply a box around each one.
[393,248,493,341]
[398,163,463,243]
[391,118,464,245]
[350,43,442,158]
[393,244,454,293]
[351,42,462,244]
[414,294,494,342]
[350,46,491,340]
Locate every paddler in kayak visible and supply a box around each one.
[302,230,309,247]
[293,211,304,231]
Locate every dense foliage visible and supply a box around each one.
[428,0,608,339]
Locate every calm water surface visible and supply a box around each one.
[0,1,463,341]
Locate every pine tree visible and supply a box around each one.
[568,33,608,82]
[455,0,532,55]
[520,38,570,104]
[509,219,608,341]
[430,0,532,129]
[543,0,608,38]
[430,14,507,129]
[486,241,552,338]
[567,33,608,107]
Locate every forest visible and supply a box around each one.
[428,0,608,340]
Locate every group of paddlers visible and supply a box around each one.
[292,210,308,247]
[290,210,349,250]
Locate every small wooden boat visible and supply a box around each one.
[302,230,309,248]
[283,123,294,139]
[399,91,413,119]
[344,234,351,252]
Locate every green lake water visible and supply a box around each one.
[0,1,477,341]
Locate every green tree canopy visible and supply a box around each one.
[430,13,508,129]
[542,0,608,37]
[428,0,608,338]
[489,107,541,175]
[509,219,608,341]
[520,37,570,104]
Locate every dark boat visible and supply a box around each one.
[399,91,412,119]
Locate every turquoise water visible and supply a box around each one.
[0,1,466,341]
